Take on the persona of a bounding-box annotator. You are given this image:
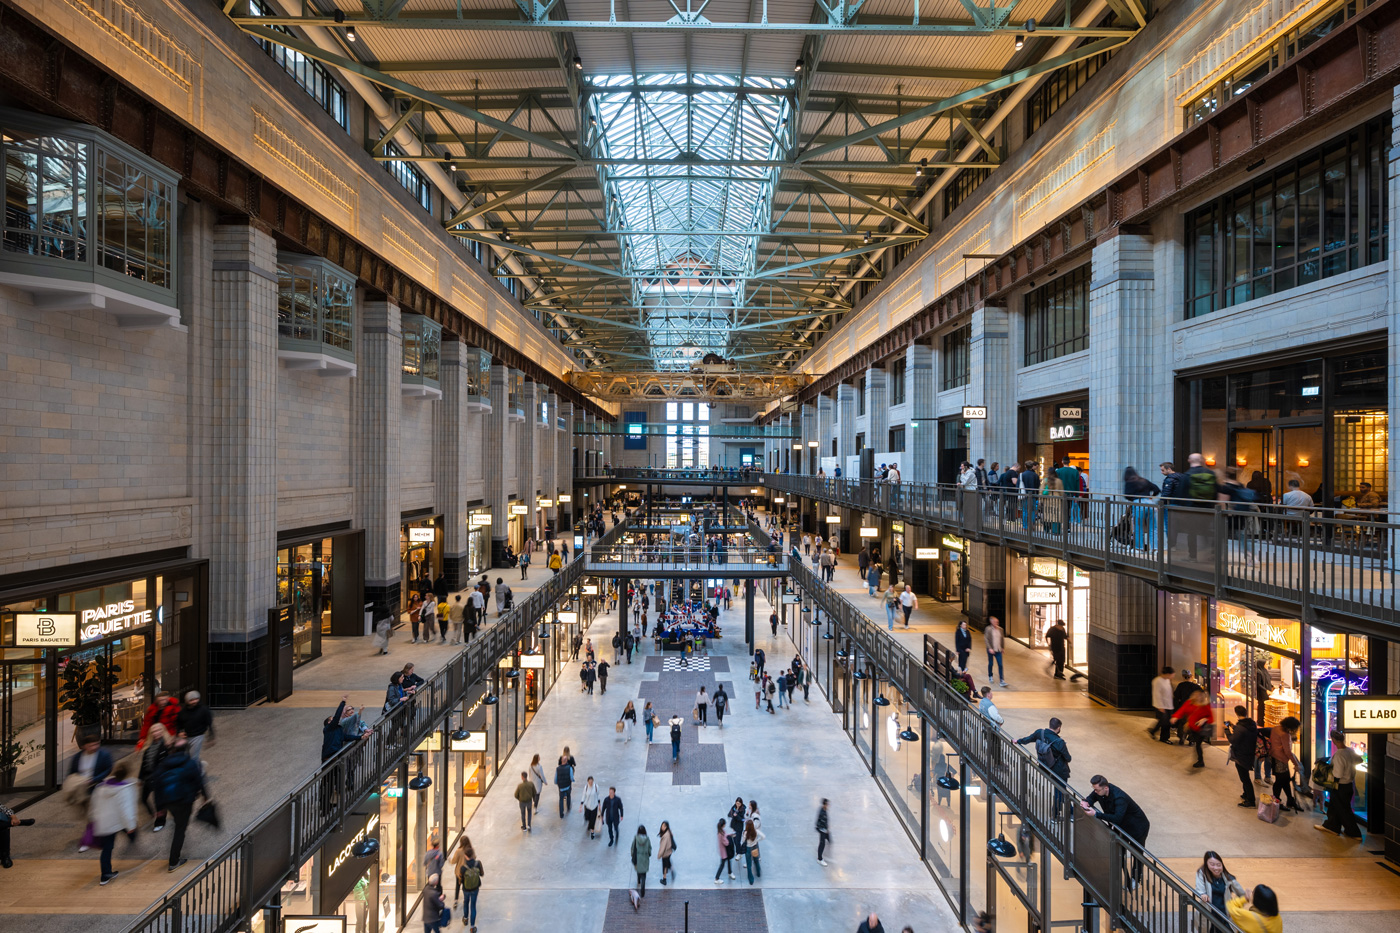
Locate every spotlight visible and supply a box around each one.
[852,669,869,680]
[333,9,345,23]
[874,694,890,707]
[795,58,804,73]
[1014,35,1024,50]
[822,632,835,640]
[346,25,356,41]
[1025,18,1036,32]
[408,770,433,791]
[483,693,499,705]
[863,231,871,244]
[573,55,583,70]
[916,157,927,176]
[900,727,920,742]
[500,229,511,241]
[447,160,457,171]
[350,837,380,858]
[450,728,470,743]
[936,772,960,791]
[988,834,1017,858]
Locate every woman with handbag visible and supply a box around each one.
[139,723,172,831]
[714,818,735,883]
[619,701,637,742]
[579,777,601,840]
[742,819,765,885]
[528,755,546,813]
[89,761,139,885]
[642,701,656,743]
[656,821,676,885]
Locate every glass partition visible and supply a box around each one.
[277,252,356,359]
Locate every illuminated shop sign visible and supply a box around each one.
[1029,558,1088,588]
[1058,407,1082,420]
[15,612,78,647]
[520,654,545,669]
[510,504,529,515]
[962,406,988,419]
[79,600,153,643]
[941,535,965,552]
[1213,604,1301,653]
[1338,696,1400,732]
[469,513,492,527]
[914,548,940,560]
[1024,586,1063,605]
[326,812,381,879]
[409,527,436,542]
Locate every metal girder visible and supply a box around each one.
[236,26,582,159]
[231,13,1135,38]
[798,35,1134,162]
[374,58,560,72]
[795,166,930,236]
[445,165,575,226]
[951,106,1000,162]
[749,237,916,280]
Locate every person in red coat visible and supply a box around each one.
[138,693,180,748]
[1171,689,1214,768]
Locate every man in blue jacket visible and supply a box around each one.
[152,739,208,872]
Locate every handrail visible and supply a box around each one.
[789,559,1238,933]
[126,556,589,933]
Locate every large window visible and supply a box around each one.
[1,111,176,302]
[941,326,970,390]
[1024,265,1089,366]
[942,149,992,216]
[889,358,907,406]
[402,313,441,384]
[888,425,906,453]
[857,375,866,416]
[664,402,710,468]
[277,253,355,358]
[382,140,432,213]
[248,0,349,130]
[1025,45,1115,137]
[1184,115,1388,319]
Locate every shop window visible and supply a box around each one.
[401,313,442,397]
[941,325,970,390]
[1184,114,1388,318]
[464,348,492,402]
[1,109,178,321]
[276,252,356,373]
[889,358,907,405]
[1023,265,1089,366]
[888,425,906,453]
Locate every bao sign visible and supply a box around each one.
[1338,696,1400,733]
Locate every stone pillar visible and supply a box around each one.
[357,297,404,622]
[558,400,574,527]
[486,363,510,563]
[967,303,1016,466]
[836,383,857,465]
[517,379,539,538]
[800,403,817,473]
[540,391,557,532]
[964,542,1006,627]
[817,394,835,466]
[204,221,279,708]
[437,336,470,590]
[1086,574,1158,708]
[865,368,889,461]
[1089,228,1160,494]
[905,343,936,484]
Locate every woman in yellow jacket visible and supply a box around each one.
[1227,885,1281,933]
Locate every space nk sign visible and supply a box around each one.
[1338,696,1400,732]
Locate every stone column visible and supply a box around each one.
[964,542,1006,627]
[800,403,817,473]
[816,394,835,466]
[517,379,539,538]
[1089,227,1160,494]
[835,383,857,466]
[486,363,510,563]
[357,297,404,622]
[437,336,470,590]
[558,400,575,528]
[1086,574,1158,708]
[905,343,936,484]
[865,367,889,461]
[204,221,279,707]
[967,303,1016,465]
[540,391,557,532]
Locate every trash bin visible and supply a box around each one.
[364,602,375,637]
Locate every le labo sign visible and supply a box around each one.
[1339,696,1400,732]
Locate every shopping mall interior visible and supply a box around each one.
[5,0,1400,932]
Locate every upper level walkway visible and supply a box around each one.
[584,470,1400,631]
[585,544,787,577]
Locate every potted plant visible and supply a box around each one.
[58,656,121,735]
[1,731,38,787]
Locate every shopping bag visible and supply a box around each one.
[1256,795,1280,824]
[615,721,625,734]
[196,800,222,830]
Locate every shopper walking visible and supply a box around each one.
[630,825,652,896]
[528,754,546,812]
[138,723,172,830]
[519,550,530,579]
[580,777,601,839]
[89,761,138,885]
[1172,688,1215,768]
[619,701,637,742]
[555,755,575,818]
[1226,707,1259,808]
[714,818,735,883]
[815,798,831,866]
[1265,716,1303,812]
[643,700,656,743]
[457,847,484,931]
[446,595,465,645]
[496,579,512,616]
[954,619,973,671]
[1081,776,1150,887]
[696,686,709,726]
[422,874,446,933]
[657,820,676,885]
[669,713,684,763]
[899,585,917,627]
[1150,667,1175,743]
[514,772,535,832]
[713,685,728,728]
[1016,717,1070,814]
[1045,619,1068,680]
[1318,729,1364,838]
[175,691,214,762]
[152,738,208,872]
[597,659,610,695]
[601,787,625,847]
[985,617,1007,686]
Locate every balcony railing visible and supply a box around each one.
[584,544,785,574]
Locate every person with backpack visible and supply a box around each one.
[713,685,729,728]
[1225,707,1259,809]
[151,738,208,872]
[554,754,575,818]
[1017,718,1071,815]
[669,714,684,763]
[1317,729,1363,838]
[455,846,484,932]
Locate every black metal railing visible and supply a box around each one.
[585,544,786,571]
[789,559,1236,933]
[126,557,588,933]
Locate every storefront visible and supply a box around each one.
[276,792,386,933]
[1178,345,1386,508]
[1018,397,1089,479]
[466,509,491,577]
[400,515,443,609]
[278,527,365,667]
[931,534,966,604]
[508,502,528,555]
[1005,556,1089,675]
[0,555,207,807]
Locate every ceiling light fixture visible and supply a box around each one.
[573,55,583,70]
[346,25,357,41]
[500,229,511,241]
[900,727,920,742]
[916,157,927,176]
[863,232,871,244]
[1025,18,1037,32]
[795,58,804,72]
[333,10,345,23]
[1014,35,1024,50]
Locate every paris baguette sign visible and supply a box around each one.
[1338,696,1400,732]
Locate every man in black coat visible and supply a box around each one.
[600,786,625,847]
[152,740,208,871]
[1226,707,1259,808]
[1045,620,1069,680]
[1081,775,1150,887]
[1017,717,1072,817]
